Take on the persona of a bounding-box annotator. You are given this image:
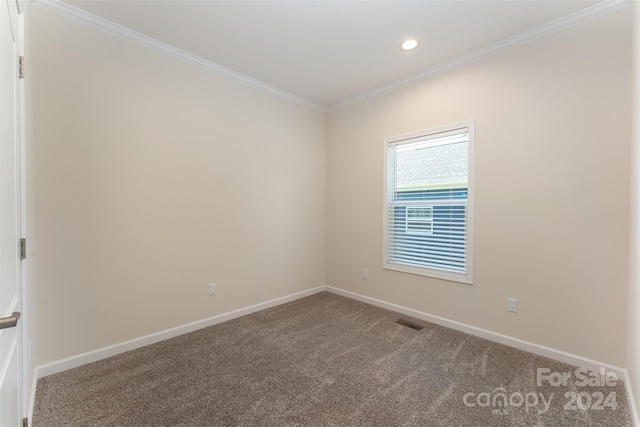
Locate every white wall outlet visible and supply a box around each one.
[208,283,216,296]
[362,269,368,280]
[507,298,518,313]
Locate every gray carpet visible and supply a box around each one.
[33,292,631,426]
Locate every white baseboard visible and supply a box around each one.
[35,286,326,379]
[34,285,628,379]
[325,286,627,380]
[27,370,37,427]
[624,369,640,427]
[327,286,638,424]
[31,284,637,425]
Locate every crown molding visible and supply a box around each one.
[327,0,630,112]
[33,0,628,115]
[32,0,327,113]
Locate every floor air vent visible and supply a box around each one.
[396,319,424,331]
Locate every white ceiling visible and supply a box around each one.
[59,0,605,108]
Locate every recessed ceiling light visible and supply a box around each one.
[400,38,420,52]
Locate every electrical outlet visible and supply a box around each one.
[507,298,518,313]
[362,269,368,280]
[208,283,216,296]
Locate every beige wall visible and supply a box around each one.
[327,10,631,367]
[32,8,326,365]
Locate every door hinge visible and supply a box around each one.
[19,56,24,79]
[22,417,28,427]
[20,238,26,260]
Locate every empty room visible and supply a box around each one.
[1,0,640,426]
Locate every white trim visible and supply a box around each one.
[27,372,37,427]
[35,286,326,378]
[625,369,640,427]
[328,0,630,112]
[31,0,326,113]
[30,285,636,422]
[466,123,475,285]
[325,286,627,380]
[33,0,628,114]
[382,263,471,285]
[18,7,30,422]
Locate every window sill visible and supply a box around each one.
[383,262,473,285]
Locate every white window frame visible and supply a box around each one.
[382,121,474,285]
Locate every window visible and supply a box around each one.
[406,206,433,235]
[383,121,474,284]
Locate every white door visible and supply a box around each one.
[0,0,23,425]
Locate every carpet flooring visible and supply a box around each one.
[32,292,632,426]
